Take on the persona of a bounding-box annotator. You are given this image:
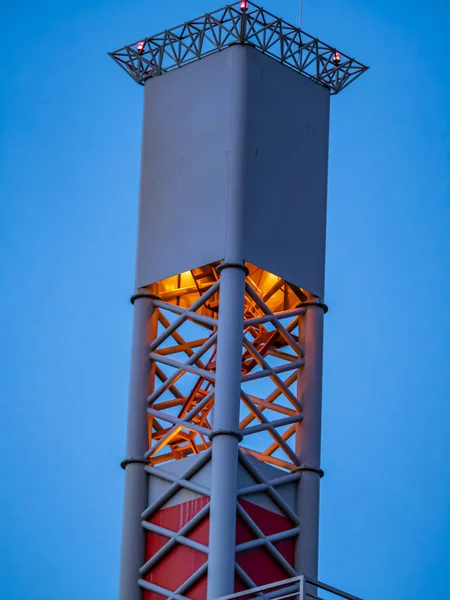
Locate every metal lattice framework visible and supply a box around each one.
[109,2,368,94]
[144,262,311,471]
[139,450,302,598]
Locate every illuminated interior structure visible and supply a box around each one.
[145,262,315,470]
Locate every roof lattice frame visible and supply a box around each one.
[109,2,368,94]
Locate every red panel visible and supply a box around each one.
[145,532,170,560]
[233,571,253,600]
[186,576,208,600]
[236,547,291,586]
[236,499,296,585]
[235,515,257,544]
[273,539,296,567]
[149,496,209,531]
[234,575,249,593]
[188,515,209,545]
[239,498,293,537]
[144,495,297,600]
[146,544,207,590]
[143,592,166,600]
[144,496,209,600]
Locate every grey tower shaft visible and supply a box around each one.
[121,43,330,599]
[110,6,369,598]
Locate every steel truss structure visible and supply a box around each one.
[144,262,313,471]
[109,2,368,94]
[139,449,301,598]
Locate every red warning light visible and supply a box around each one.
[332,51,341,65]
[240,1,248,11]
[137,41,145,54]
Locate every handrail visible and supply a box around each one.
[215,574,363,600]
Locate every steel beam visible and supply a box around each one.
[207,265,247,600]
[295,303,325,582]
[119,294,156,600]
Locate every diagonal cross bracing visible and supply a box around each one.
[139,449,303,597]
[143,262,314,469]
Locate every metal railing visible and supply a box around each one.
[216,575,363,600]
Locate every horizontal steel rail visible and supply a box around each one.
[215,574,363,600]
[109,1,368,94]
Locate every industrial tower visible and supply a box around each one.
[109,3,368,600]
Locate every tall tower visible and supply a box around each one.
[110,4,368,600]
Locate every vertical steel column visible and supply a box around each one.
[296,302,326,581]
[119,292,155,600]
[207,44,248,600]
[207,263,246,600]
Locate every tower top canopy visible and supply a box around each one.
[108,1,368,94]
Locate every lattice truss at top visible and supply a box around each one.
[145,261,313,472]
[108,1,368,94]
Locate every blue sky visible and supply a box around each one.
[1,1,449,599]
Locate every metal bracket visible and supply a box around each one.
[130,292,162,304]
[121,457,148,469]
[301,301,329,314]
[209,429,244,442]
[216,262,250,276]
[292,465,325,478]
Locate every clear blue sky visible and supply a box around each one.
[1,0,449,598]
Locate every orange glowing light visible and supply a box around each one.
[137,41,145,53]
[240,1,248,10]
[333,51,341,65]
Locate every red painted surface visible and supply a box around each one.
[236,499,296,586]
[143,496,296,600]
[149,496,209,533]
[238,499,294,537]
[235,514,256,544]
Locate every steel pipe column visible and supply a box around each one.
[295,302,325,581]
[119,293,156,600]
[207,263,247,600]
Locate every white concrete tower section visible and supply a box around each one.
[109,4,368,600]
